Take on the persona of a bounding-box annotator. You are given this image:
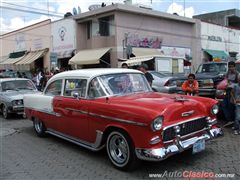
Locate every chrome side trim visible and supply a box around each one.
[88,112,147,127]
[25,107,61,117]
[181,110,194,117]
[26,107,146,127]
[46,129,104,151]
[162,116,206,131]
[65,108,88,115]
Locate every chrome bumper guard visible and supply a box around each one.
[135,127,223,161]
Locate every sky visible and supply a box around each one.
[0,0,240,35]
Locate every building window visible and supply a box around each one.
[87,21,92,39]
[99,16,114,36]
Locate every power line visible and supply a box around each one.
[2,2,64,16]
[0,6,63,17]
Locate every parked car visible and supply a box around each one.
[0,70,33,79]
[150,71,215,97]
[0,78,39,119]
[24,69,222,171]
[196,62,228,86]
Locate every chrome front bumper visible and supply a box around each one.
[135,128,223,161]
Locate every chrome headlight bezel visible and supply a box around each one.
[151,116,164,131]
[211,104,219,115]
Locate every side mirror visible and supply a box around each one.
[73,92,80,99]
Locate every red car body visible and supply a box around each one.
[24,69,222,170]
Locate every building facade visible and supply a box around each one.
[51,17,77,71]
[193,9,240,28]
[72,3,202,71]
[0,20,51,72]
[200,22,240,62]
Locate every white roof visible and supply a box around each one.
[50,68,142,81]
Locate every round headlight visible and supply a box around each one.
[211,104,219,115]
[151,116,163,131]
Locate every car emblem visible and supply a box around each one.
[181,110,194,117]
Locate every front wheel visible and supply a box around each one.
[33,118,46,137]
[2,104,10,119]
[106,130,139,171]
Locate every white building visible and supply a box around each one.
[200,22,240,62]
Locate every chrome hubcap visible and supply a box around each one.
[109,134,129,164]
[3,105,7,118]
[34,119,42,133]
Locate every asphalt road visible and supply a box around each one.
[0,116,239,180]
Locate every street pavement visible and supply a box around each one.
[0,115,239,180]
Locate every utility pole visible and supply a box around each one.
[183,0,185,17]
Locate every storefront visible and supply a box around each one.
[201,22,240,62]
[51,18,77,71]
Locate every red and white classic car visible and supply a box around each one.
[24,69,222,170]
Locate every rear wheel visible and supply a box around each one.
[106,130,139,171]
[33,118,46,137]
[2,104,10,119]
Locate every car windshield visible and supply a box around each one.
[98,73,152,96]
[1,80,36,91]
[196,63,227,73]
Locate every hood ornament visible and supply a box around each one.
[181,110,195,117]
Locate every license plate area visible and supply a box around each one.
[192,139,205,154]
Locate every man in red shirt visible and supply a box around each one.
[182,73,199,95]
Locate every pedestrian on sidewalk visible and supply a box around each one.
[222,61,239,127]
[231,75,240,135]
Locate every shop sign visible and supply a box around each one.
[160,46,191,60]
[52,19,76,58]
[127,34,162,48]
[207,36,222,42]
[15,33,26,51]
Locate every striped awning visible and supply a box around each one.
[16,48,48,65]
[0,55,9,63]
[0,56,25,65]
[69,47,111,65]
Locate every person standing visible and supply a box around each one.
[181,73,199,96]
[139,64,154,87]
[121,63,129,68]
[36,70,43,91]
[231,75,240,135]
[222,61,239,127]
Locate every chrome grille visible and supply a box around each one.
[162,117,207,142]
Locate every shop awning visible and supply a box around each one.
[69,47,111,65]
[119,56,154,66]
[0,56,25,65]
[0,56,9,63]
[204,49,229,59]
[16,48,48,65]
[132,47,162,57]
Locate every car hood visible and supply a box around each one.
[108,92,216,124]
[3,90,40,100]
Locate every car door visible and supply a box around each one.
[53,78,90,142]
[43,79,63,131]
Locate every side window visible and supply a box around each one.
[64,79,87,98]
[88,78,106,98]
[45,80,62,96]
